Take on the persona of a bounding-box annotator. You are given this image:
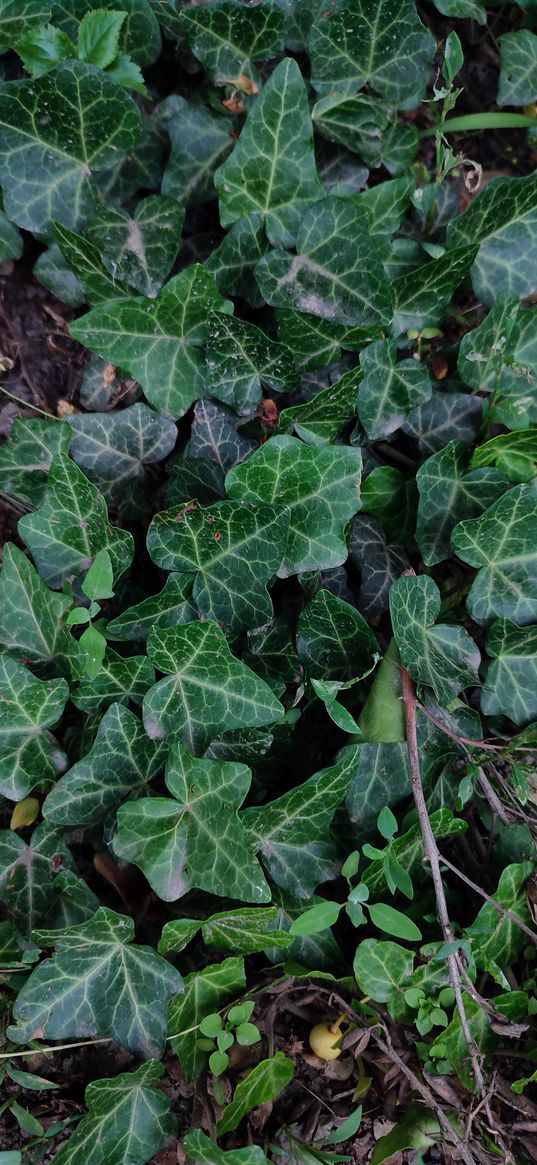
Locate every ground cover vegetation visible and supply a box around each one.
[0,0,536,1161]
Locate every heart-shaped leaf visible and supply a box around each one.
[0,417,71,507]
[68,403,177,503]
[86,195,184,297]
[415,440,511,566]
[206,313,297,413]
[185,400,256,470]
[358,340,432,439]
[297,589,378,679]
[348,515,409,618]
[447,173,537,305]
[390,574,481,704]
[481,620,537,725]
[451,481,537,625]
[178,0,284,84]
[0,657,68,801]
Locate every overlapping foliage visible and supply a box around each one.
[0,2,536,1162]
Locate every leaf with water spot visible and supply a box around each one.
[206,313,297,413]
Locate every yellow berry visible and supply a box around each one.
[309,1020,343,1061]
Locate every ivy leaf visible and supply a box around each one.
[0,1,51,51]
[498,30,537,108]
[215,57,324,248]
[147,500,288,636]
[466,862,534,971]
[457,297,537,429]
[244,621,301,697]
[7,907,183,1058]
[390,575,481,705]
[71,649,155,714]
[184,1130,270,1165]
[0,61,141,234]
[164,459,225,508]
[353,938,414,1005]
[168,956,246,1079]
[430,0,486,21]
[0,208,23,262]
[51,1061,176,1165]
[68,403,177,504]
[71,266,234,419]
[297,589,378,680]
[0,416,71,508]
[52,222,132,304]
[86,196,184,298]
[451,481,537,625]
[279,365,359,445]
[392,246,478,335]
[0,544,80,679]
[0,657,68,801]
[402,390,483,456]
[312,92,389,160]
[481,620,537,725]
[256,197,393,329]
[415,440,511,566]
[113,744,270,902]
[18,454,134,590]
[186,400,256,471]
[276,309,371,371]
[206,313,297,414]
[43,703,167,827]
[217,1053,294,1136]
[447,173,537,305]
[159,95,235,207]
[358,341,432,439]
[106,575,196,642]
[205,213,270,309]
[361,466,417,544]
[34,242,85,305]
[243,750,356,898]
[143,621,283,750]
[309,0,435,103]
[0,822,74,938]
[178,0,284,84]
[226,435,362,576]
[345,743,409,831]
[201,907,292,954]
[348,515,409,618]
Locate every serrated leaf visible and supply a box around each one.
[87,196,184,297]
[466,862,533,969]
[8,907,182,1058]
[71,265,234,419]
[0,544,80,679]
[0,1,51,52]
[243,750,355,898]
[256,197,393,329]
[0,657,68,801]
[226,435,362,576]
[53,222,132,304]
[18,454,133,590]
[353,938,414,1004]
[390,574,481,705]
[179,0,284,83]
[52,0,161,66]
[159,95,235,207]
[205,213,270,309]
[217,1052,294,1135]
[206,313,297,414]
[107,574,196,642]
[358,341,432,439]
[309,0,435,103]
[498,30,537,108]
[43,703,167,826]
[402,390,483,456]
[0,60,141,234]
[113,743,270,902]
[297,589,378,680]
[147,500,288,636]
[184,1130,270,1165]
[0,822,74,938]
[348,515,409,617]
[71,649,155,713]
[215,57,324,247]
[186,400,256,471]
[392,246,477,335]
[168,956,246,1079]
[447,173,537,305]
[451,481,537,625]
[0,417,71,508]
[51,1061,175,1165]
[279,365,359,445]
[68,403,177,504]
[415,440,511,566]
[143,621,283,750]
[481,620,537,725]
[77,8,125,67]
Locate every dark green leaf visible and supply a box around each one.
[159,94,235,207]
[451,481,537,625]
[179,0,284,83]
[447,173,537,305]
[0,416,71,508]
[498,30,537,108]
[481,620,537,725]
[390,574,480,704]
[0,543,81,679]
[217,1053,294,1135]
[184,1130,270,1165]
[348,515,409,617]
[296,589,378,680]
[358,341,432,439]
[0,656,68,801]
[68,403,177,503]
[206,313,297,413]
[168,956,246,1079]
[0,1,51,52]
[279,365,359,445]
[87,196,184,297]
[415,440,511,566]
[106,575,196,642]
[353,938,414,1004]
